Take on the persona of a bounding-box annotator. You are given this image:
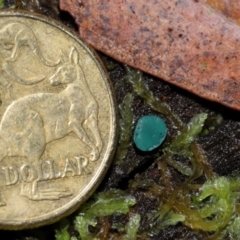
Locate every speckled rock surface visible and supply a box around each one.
[60,0,240,111]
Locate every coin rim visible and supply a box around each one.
[0,9,118,230]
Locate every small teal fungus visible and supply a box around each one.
[134,115,167,151]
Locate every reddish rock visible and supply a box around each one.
[60,0,240,111]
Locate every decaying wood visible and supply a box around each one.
[60,0,240,111]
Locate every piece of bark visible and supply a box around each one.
[206,0,240,25]
[60,0,240,111]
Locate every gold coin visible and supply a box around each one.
[0,10,117,229]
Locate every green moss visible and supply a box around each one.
[193,177,234,231]
[148,209,185,236]
[126,66,213,179]
[166,113,208,157]
[126,66,182,129]
[74,189,136,240]
[78,190,136,216]
[164,154,193,176]
[123,214,141,240]
[75,215,97,240]
[0,0,3,8]
[190,142,213,181]
[163,113,210,177]
[137,176,240,237]
[200,113,223,136]
[169,176,240,235]
[225,216,240,239]
[55,219,70,240]
[114,93,134,164]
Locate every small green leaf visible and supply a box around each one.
[75,215,98,240]
[124,214,141,240]
[226,216,240,239]
[82,190,136,216]
[165,154,193,176]
[74,190,136,240]
[161,211,185,228]
[55,219,70,240]
[148,209,185,236]
[114,93,134,164]
[167,113,208,156]
[70,237,78,240]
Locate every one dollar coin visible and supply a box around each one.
[0,10,117,229]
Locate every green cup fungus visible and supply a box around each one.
[134,115,167,151]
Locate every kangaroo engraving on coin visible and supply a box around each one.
[0,11,117,229]
[0,22,59,66]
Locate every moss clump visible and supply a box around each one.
[172,176,240,238]
[114,93,134,164]
[164,113,210,177]
[166,113,208,157]
[127,66,213,179]
[74,189,137,240]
